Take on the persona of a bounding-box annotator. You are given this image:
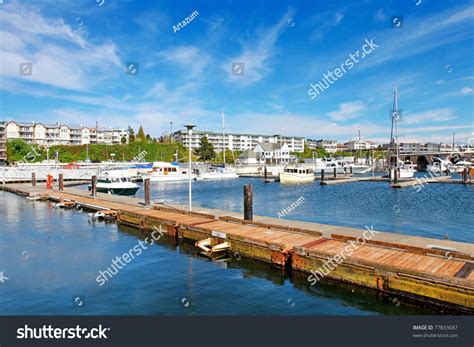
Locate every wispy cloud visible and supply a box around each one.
[403,108,456,125]
[461,86,473,95]
[223,9,293,85]
[0,2,121,90]
[327,101,366,121]
[309,10,344,42]
[155,45,211,78]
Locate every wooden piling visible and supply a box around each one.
[31,172,36,187]
[350,166,353,174]
[321,169,325,182]
[144,178,151,206]
[91,175,97,197]
[244,184,253,221]
[344,167,347,175]
[333,167,337,179]
[264,166,267,180]
[394,168,398,184]
[59,173,64,190]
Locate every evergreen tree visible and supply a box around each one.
[128,126,135,143]
[196,136,215,161]
[121,135,127,144]
[137,125,147,142]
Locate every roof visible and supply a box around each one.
[255,142,283,151]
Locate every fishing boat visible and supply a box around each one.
[279,166,314,183]
[88,170,140,195]
[140,161,195,182]
[198,165,239,180]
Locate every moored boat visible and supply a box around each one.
[279,166,314,183]
[140,162,196,182]
[88,170,140,195]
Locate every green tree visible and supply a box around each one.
[146,134,152,143]
[196,136,215,161]
[121,135,127,145]
[128,126,135,143]
[137,125,147,143]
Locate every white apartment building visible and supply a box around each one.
[307,139,338,153]
[344,140,377,151]
[173,130,305,153]
[3,121,128,146]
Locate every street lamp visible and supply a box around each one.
[184,123,195,212]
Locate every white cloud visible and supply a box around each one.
[403,108,456,124]
[327,101,366,121]
[461,86,473,95]
[156,46,211,78]
[223,9,293,85]
[0,3,121,90]
[375,9,387,22]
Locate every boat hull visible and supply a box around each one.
[88,185,140,196]
[199,172,239,180]
[279,172,314,184]
[142,174,196,182]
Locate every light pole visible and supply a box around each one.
[184,124,195,212]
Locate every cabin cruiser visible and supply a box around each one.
[449,160,472,173]
[198,165,239,180]
[140,161,195,182]
[88,170,140,196]
[279,166,314,183]
[312,158,371,174]
[427,157,450,173]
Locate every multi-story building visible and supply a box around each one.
[0,121,6,164]
[3,121,128,146]
[344,140,377,151]
[173,130,305,153]
[307,139,337,153]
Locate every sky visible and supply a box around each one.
[0,0,473,144]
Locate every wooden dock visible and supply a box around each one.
[1,183,473,313]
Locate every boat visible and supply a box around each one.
[427,157,451,173]
[88,170,140,195]
[386,87,416,179]
[279,166,314,183]
[198,165,239,180]
[449,160,472,173]
[140,161,195,182]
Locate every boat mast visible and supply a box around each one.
[221,110,226,166]
[394,86,399,168]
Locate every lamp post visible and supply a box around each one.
[184,124,195,212]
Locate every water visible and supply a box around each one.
[0,175,471,315]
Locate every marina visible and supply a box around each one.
[1,173,473,314]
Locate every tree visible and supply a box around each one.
[121,135,127,145]
[128,126,135,143]
[137,125,147,143]
[146,134,152,143]
[196,136,215,161]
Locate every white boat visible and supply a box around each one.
[140,161,195,182]
[88,170,140,195]
[345,163,372,174]
[198,166,239,180]
[449,160,472,173]
[427,157,450,173]
[279,166,314,183]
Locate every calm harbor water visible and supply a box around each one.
[0,176,471,315]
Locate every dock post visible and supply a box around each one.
[344,167,347,175]
[91,175,97,197]
[244,184,253,221]
[58,173,64,190]
[462,168,468,184]
[321,169,325,182]
[264,165,267,180]
[144,178,151,206]
[333,167,337,179]
[394,168,398,184]
[350,166,353,174]
[31,172,36,187]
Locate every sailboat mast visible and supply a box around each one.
[221,111,226,165]
[394,86,399,166]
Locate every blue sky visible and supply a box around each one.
[0,0,473,144]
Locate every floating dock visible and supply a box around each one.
[1,183,473,313]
